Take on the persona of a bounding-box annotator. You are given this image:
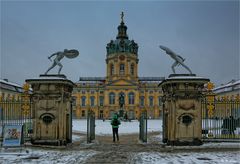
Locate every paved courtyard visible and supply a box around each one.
[0,119,239,163]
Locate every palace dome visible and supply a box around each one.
[106,13,138,56]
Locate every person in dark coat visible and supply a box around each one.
[228,116,236,135]
[222,116,236,135]
[111,114,121,142]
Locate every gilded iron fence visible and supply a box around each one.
[0,99,33,141]
[202,96,240,140]
[139,110,147,142]
[87,110,95,143]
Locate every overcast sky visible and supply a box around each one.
[1,1,239,86]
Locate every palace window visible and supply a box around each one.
[82,110,85,117]
[90,96,95,106]
[120,64,125,75]
[149,96,154,107]
[128,92,135,105]
[7,94,10,100]
[81,90,86,94]
[99,110,104,119]
[99,96,104,106]
[130,63,134,75]
[140,96,144,107]
[81,96,86,107]
[90,90,95,94]
[1,93,5,100]
[110,64,114,75]
[109,92,115,104]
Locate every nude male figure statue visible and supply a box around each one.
[45,49,79,75]
[159,45,192,74]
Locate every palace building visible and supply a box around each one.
[72,14,164,119]
[213,79,240,98]
[0,79,23,100]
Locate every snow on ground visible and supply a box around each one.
[72,134,82,142]
[0,148,97,164]
[1,119,239,163]
[202,142,240,148]
[73,119,162,135]
[130,151,240,164]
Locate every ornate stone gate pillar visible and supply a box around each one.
[159,74,209,146]
[26,74,74,146]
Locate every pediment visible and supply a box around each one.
[107,79,137,86]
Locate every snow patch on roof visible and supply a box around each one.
[214,79,240,91]
[29,76,67,80]
[0,79,22,88]
[168,76,205,80]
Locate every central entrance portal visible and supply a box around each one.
[85,110,148,144]
[118,92,125,118]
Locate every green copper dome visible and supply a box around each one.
[106,13,138,56]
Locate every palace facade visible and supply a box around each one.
[0,79,23,100]
[72,15,164,119]
[213,79,240,98]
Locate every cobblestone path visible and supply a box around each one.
[70,132,240,164]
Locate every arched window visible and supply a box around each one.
[81,96,86,107]
[90,96,95,107]
[110,64,114,75]
[130,63,134,75]
[109,92,115,104]
[99,96,104,106]
[82,110,85,117]
[149,96,154,107]
[120,64,125,75]
[128,92,135,105]
[140,96,144,107]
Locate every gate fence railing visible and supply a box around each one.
[202,96,240,140]
[0,100,33,141]
[139,110,147,142]
[1,96,239,143]
[87,110,95,143]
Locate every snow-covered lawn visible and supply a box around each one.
[72,119,162,135]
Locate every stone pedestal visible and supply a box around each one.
[26,74,74,146]
[159,74,209,146]
[119,108,124,118]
